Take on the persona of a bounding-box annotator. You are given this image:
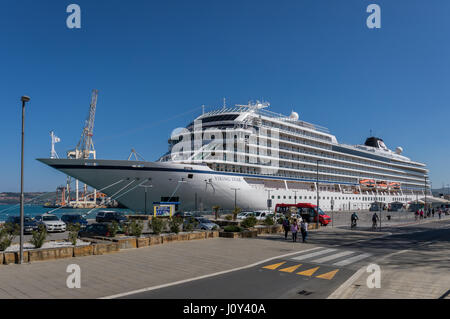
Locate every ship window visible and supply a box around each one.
[278,196,280,199]
[188,174,193,179]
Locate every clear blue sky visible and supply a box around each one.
[1,0,449,192]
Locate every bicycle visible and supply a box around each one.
[351,219,357,229]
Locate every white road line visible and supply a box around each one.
[291,248,337,261]
[311,250,355,263]
[333,253,372,266]
[99,246,323,299]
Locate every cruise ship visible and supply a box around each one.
[38,101,430,213]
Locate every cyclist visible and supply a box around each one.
[351,212,359,229]
[372,212,379,229]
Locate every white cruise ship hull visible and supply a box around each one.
[38,158,411,213]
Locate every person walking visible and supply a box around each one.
[282,216,290,240]
[432,208,435,218]
[419,209,424,220]
[438,209,442,219]
[372,212,379,230]
[300,220,308,243]
[291,219,298,242]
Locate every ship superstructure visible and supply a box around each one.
[39,101,430,212]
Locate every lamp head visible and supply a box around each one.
[21,96,30,103]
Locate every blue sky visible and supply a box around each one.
[1,0,449,192]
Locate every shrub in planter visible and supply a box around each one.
[129,220,144,237]
[149,217,166,235]
[241,216,257,229]
[224,215,233,221]
[276,217,284,225]
[30,224,47,249]
[67,223,81,246]
[183,218,198,232]
[263,216,275,226]
[223,225,242,232]
[107,221,119,237]
[169,217,182,234]
[0,222,18,251]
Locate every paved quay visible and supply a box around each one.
[328,219,450,299]
[0,236,319,299]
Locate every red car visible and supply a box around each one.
[275,202,332,226]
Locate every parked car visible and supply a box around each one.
[237,212,254,220]
[78,223,110,237]
[34,213,66,232]
[95,211,128,224]
[173,212,193,219]
[61,214,89,228]
[184,217,220,230]
[253,211,272,221]
[5,216,39,234]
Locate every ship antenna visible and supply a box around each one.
[202,104,205,115]
[223,97,226,110]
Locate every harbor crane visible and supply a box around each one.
[66,89,98,207]
[67,89,98,160]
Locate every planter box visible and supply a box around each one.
[28,247,73,262]
[0,252,3,265]
[219,231,240,238]
[219,230,258,239]
[115,237,137,249]
[162,233,179,244]
[255,225,282,235]
[73,245,94,257]
[206,230,219,238]
[93,243,119,255]
[149,235,162,245]
[3,251,28,264]
[188,232,205,241]
[136,237,149,248]
[178,233,189,241]
[240,230,258,238]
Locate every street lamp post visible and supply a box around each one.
[231,188,240,210]
[139,179,153,214]
[316,160,322,229]
[19,96,30,264]
[424,176,427,216]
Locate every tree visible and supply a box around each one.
[212,205,220,220]
[232,207,241,221]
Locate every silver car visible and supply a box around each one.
[35,214,66,232]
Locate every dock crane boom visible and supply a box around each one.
[68,89,98,159]
[66,89,99,206]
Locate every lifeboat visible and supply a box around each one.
[389,182,401,190]
[360,179,375,188]
[376,181,388,189]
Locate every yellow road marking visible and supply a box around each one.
[316,269,339,280]
[262,262,286,270]
[297,266,320,277]
[279,264,302,273]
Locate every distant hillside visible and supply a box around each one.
[0,192,50,205]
